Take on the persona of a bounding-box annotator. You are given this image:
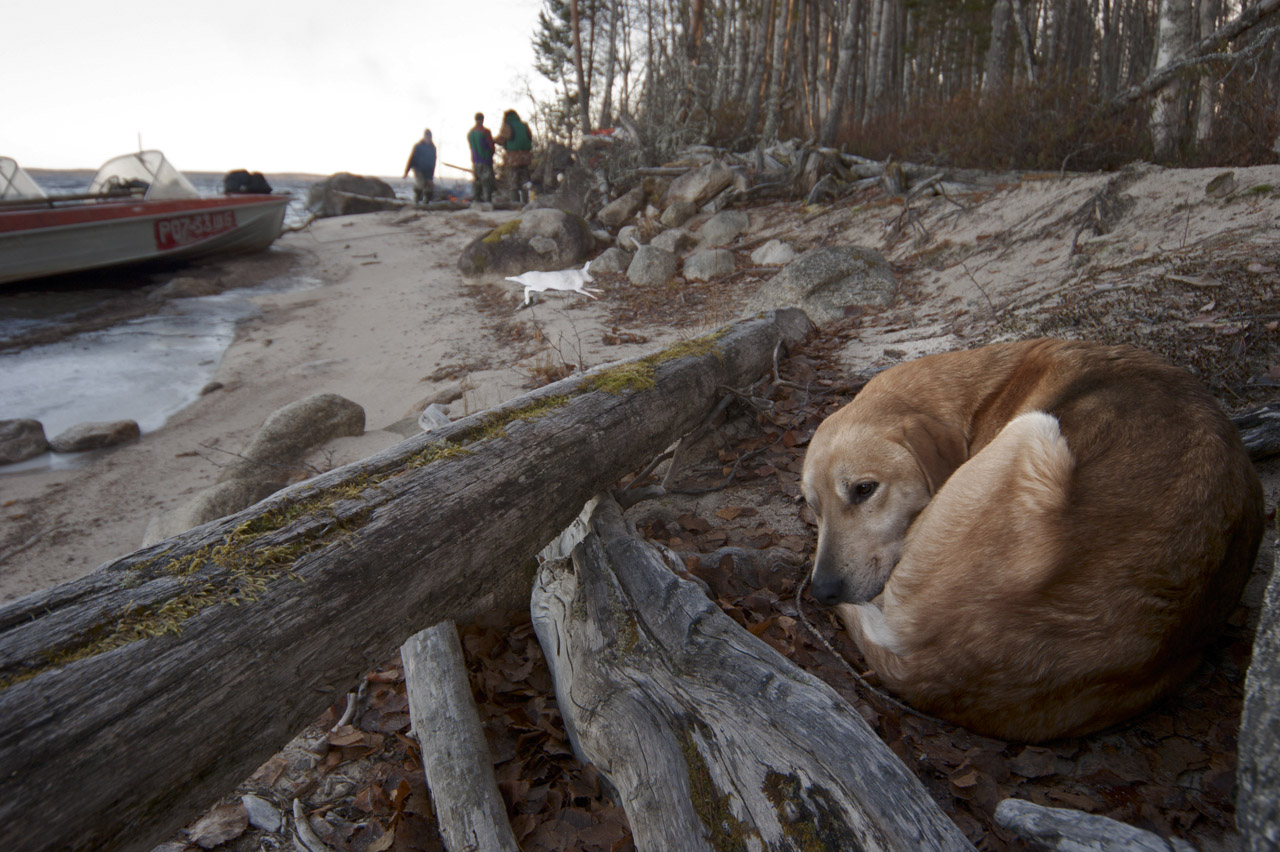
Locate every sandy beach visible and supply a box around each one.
[0,208,688,602]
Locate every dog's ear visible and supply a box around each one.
[901,415,967,495]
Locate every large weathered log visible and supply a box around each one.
[530,497,975,851]
[402,622,519,852]
[1237,546,1280,852]
[0,308,813,852]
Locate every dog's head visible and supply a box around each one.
[802,410,965,605]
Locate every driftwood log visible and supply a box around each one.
[530,496,975,851]
[0,308,812,852]
[1237,546,1280,852]
[994,799,1196,852]
[402,622,519,851]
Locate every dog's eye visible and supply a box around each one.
[849,481,879,504]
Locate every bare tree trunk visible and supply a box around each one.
[819,0,862,144]
[869,0,897,120]
[1195,0,1221,144]
[600,2,619,127]
[762,0,791,140]
[1010,0,1038,82]
[570,0,592,134]
[1152,0,1194,158]
[983,0,1014,101]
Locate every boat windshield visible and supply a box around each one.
[0,157,47,201]
[87,150,200,201]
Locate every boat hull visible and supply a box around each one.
[0,195,290,285]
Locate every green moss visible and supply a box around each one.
[763,771,860,851]
[681,723,754,851]
[1246,184,1275,196]
[481,218,522,243]
[586,331,728,395]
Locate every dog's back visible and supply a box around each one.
[816,339,1263,740]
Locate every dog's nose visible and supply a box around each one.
[809,574,844,606]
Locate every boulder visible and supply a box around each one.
[701,210,750,247]
[660,200,697,229]
[216,393,365,484]
[49,420,140,453]
[617,225,646,252]
[664,161,734,208]
[744,246,898,324]
[458,208,595,277]
[306,173,398,218]
[598,186,646,229]
[145,393,366,546]
[751,239,797,266]
[627,245,679,287]
[589,247,633,274]
[0,419,48,465]
[684,249,736,282]
[532,165,598,218]
[650,228,696,255]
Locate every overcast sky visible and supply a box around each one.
[5,0,552,177]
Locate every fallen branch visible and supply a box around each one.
[402,622,519,852]
[530,496,975,851]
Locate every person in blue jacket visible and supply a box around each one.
[403,128,437,207]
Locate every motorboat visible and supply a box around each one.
[0,151,290,285]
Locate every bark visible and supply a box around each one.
[0,309,814,852]
[600,3,619,127]
[530,496,976,852]
[402,622,519,852]
[1010,0,1038,83]
[1195,0,1221,144]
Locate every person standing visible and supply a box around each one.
[402,128,437,207]
[495,109,534,204]
[467,112,496,204]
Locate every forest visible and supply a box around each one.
[530,0,1280,171]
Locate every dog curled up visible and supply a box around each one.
[801,338,1263,742]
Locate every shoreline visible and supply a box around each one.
[0,208,683,602]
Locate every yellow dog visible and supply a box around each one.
[802,339,1262,741]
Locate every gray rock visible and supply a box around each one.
[217,392,365,484]
[627,245,680,287]
[589,247,632,274]
[617,225,645,252]
[241,795,282,834]
[664,161,734,208]
[650,228,696,255]
[744,246,898,325]
[1238,548,1280,851]
[457,208,595,277]
[306,173,398,218]
[701,210,750,247]
[751,239,797,266]
[684,249,737,282]
[49,420,140,453]
[0,419,48,464]
[145,393,366,546]
[660,200,697,228]
[598,186,646,229]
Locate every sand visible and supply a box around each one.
[0,208,687,602]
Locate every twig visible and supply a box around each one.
[0,524,68,565]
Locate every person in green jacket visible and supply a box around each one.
[467,112,496,204]
[495,109,534,204]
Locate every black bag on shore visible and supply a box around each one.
[223,170,273,194]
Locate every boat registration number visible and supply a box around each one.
[154,210,237,249]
